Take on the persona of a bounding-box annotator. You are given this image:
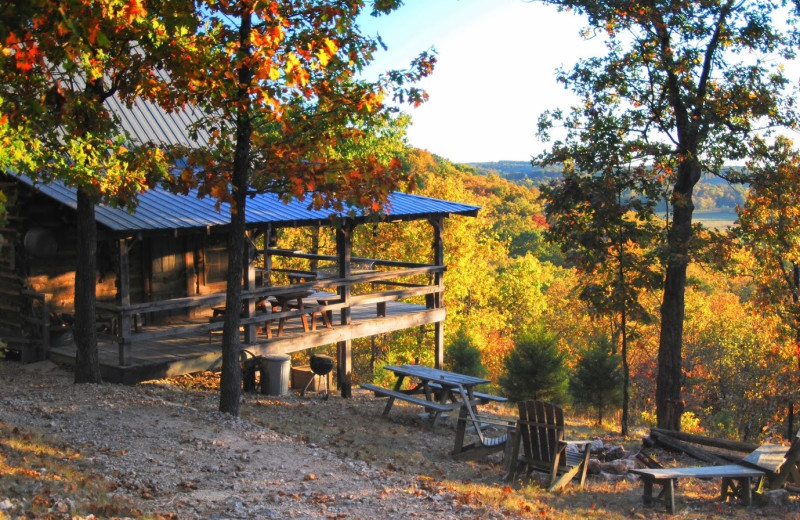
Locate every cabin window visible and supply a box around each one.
[205,236,228,284]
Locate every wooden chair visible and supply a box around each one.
[452,404,515,460]
[742,428,800,493]
[505,400,592,491]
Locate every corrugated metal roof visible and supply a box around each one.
[13,174,480,233]
[10,68,480,233]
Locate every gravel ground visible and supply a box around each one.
[0,361,510,519]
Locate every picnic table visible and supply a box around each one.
[361,364,506,424]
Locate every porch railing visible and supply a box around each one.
[95,253,445,366]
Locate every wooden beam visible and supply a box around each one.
[650,429,731,465]
[244,230,257,344]
[652,428,758,454]
[336,221,353,398]
[429,216,444,369]
[252,307,447,356]
[117,238,132,366]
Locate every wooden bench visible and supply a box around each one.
[360,383,453,415]
[629,465,765,514]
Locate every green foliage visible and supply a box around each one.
[499,325,567,403]
[444,328,486,378]
[537,0,799,429]
[569,335,622,425]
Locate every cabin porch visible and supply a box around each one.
[48,299,442,385]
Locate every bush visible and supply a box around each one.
[498,325,567,403]
[569,335,622,425]
[444,328,487,378]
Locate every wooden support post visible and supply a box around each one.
[117,238,132,366]
[429,217,445,369]
[244,230,257,344]
[336,221,353,398]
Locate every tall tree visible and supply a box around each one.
[537,0,797,429]
[543,166,663,436]
[0,0,177,383]
[160,1,434,415]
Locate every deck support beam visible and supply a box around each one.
[336,220,354,398]
[429,217,445,369]
[244,230,258,344]
[117,237,132,366]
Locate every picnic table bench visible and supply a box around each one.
[426,381,508,405]
[360,383,453,414]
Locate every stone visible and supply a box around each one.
[600,459,629,475]
[604,445,626,461]
[762,489,790,506]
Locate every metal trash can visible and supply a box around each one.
[260,354,290,395]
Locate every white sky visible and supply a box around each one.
[358,0,604,163]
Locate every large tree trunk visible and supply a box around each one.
[73,188,102,383]
[218,9,253,416]
[655,165,698,430]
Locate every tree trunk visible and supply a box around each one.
[656,164,698,430]
[218,9,253,416]
[621,304,629,437]
[73,188,102,384]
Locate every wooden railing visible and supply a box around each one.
[95,255,445,366]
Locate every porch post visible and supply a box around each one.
[336,220,353,398]
[429,217,445,369]
[243,230,257,344]
[117,237,132,366]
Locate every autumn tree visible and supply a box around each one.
[159,1,434,415]
[538,0,798,429]
[0,0,179,382]
[735,136,800,436]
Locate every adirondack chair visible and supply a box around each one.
[741,428,800,493]
[505,400,593,491]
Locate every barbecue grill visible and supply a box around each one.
[301,354,334,399]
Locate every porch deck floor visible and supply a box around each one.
[48,301,438,384]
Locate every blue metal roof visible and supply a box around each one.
[13,174,479,233]
[9,70,479,233]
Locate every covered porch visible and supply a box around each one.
[5,175,478,394]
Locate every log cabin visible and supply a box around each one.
[0,171,479,394]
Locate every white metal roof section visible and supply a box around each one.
[13,174,480,233]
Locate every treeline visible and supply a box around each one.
[470,160,748,212]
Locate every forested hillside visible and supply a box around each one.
[471,160,747,214]
[301,149,790,442]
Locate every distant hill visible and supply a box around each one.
[468,161,562,185]
[467,160,746,224]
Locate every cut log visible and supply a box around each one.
[652,428,757,454]
[650,430,730,465]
